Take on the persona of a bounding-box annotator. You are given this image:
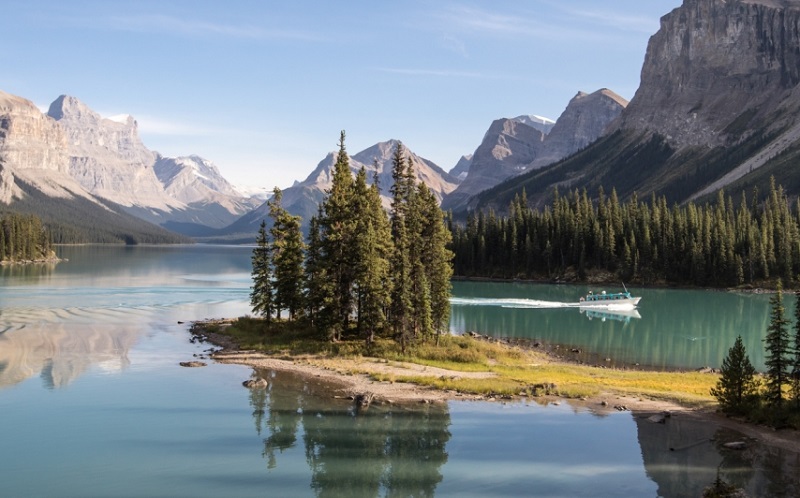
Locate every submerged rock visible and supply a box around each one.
[242,378,268,389]
[179,361,206,368]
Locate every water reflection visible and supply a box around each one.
[249,369,451,497]
[635,413,800,497]
[580,308,642,323]
[0,323,137,389]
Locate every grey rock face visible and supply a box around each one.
[442,89,627,211]
[618,0,800,148]
[47,95,170,210]
[531,89,627,169]
[0,91,90,204]
[449,154,473,181]
[1,90,261,231]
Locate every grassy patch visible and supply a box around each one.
[199,317,719,406]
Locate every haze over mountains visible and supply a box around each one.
[4,0,800,242]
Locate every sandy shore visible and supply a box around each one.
[192,323,800,454]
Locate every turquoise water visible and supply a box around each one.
[450,280,780,371]
[0,245,797,497]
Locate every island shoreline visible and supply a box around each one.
[189,319,800,454]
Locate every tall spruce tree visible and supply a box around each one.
[304,207,329,327]
[407,167,433,340]
[318,131,356,341]
[250,220,273,321]
[351,167,392,344]
[417,183,453,343]
[710,335,759,415]
[389,143,414,351]
[268,187,306,321]
[764,281,791,406]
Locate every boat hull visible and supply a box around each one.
[578,296,640,310]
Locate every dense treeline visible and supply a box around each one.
[0,212,52,262]
[251,133,453,347]
[8,182,190,245]
[450,178,800,287]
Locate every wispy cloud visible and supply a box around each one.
[107,14,325,42]
[376,67,502,79]
[555,6,661,34]
[427,2,666,45]
[438,6,536,36]
[440,34,469,58]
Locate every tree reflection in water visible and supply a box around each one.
[248,368,451,497]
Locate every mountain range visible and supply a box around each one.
[0,91,261,241]
[466,0,800,214]
[5,0,798,242]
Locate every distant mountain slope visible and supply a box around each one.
[219,140,459,239]
[1,89,260,240]
[45,95,259,231]
[441,89,626,212]
[469,0,800,213]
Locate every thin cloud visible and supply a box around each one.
[439,6,534,36]
[557,6,661,34]
[441,34,469,58]
[432,5,609,42]
[107,14,325,42]
[376,67,501,79]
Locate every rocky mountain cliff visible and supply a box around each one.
[221,140,459,238]
[1,90,259,237]
[442,89,627,211]
[449,154,473,181]
[0,90,87,204]
[469,0,800,213]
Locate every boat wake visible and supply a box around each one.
[449,297,576,309]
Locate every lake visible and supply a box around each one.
[1,245,797,497]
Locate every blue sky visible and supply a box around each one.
[1,0,681,192]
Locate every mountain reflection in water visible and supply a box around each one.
[0,322,137,389]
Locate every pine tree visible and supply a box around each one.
[250,220,273,321]
[417,182,453,343]
[407,170,433,340]
[710,335,759,415]
[351,167,392,344]
[318,131,356,341]
[268,187,306,321]
[764,281,791,406]
[389,142,414,351]
[304,207,329,327]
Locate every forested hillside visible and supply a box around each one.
[450,179,800,288]
[0,212,53,262]
[7,182,191,245]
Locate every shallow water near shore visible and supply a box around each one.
[1,245,798,497]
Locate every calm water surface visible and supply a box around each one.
[0,245,797,497]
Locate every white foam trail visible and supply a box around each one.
[449,297,574,309]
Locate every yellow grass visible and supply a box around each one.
[200,318,719,408]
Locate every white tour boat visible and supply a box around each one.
[578,287,641,310]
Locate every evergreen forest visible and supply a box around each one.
[250,133,453,348]
[450,178,800,287]
[0,212,53,262]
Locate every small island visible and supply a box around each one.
[0,212,59,265]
